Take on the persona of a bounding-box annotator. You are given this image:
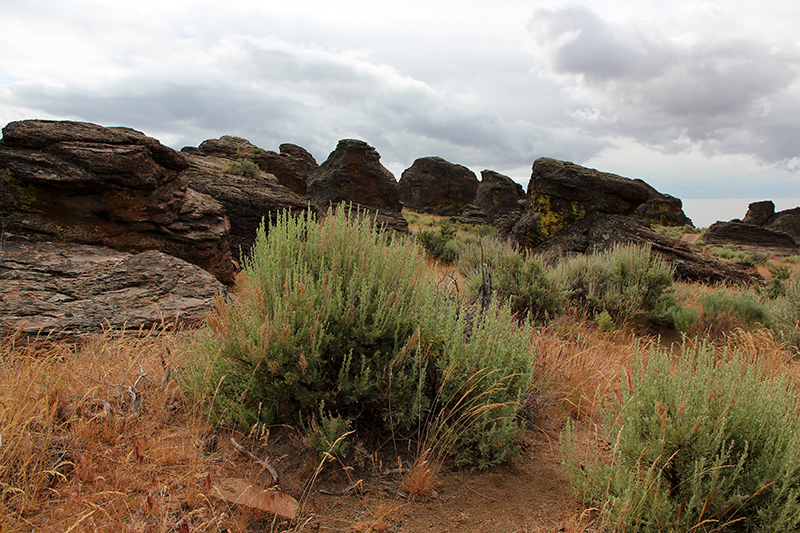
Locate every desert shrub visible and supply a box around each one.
[564,342,800,532]
[701,291,770,329]
[222,159,259,177]
[416,221,460,262]
[458,237,563,321]
[651,224,700,241]
[553,244,689,329]
[183,206,533,467]
[304,403,352,459]
[706,245,755,266]
[769,273,800,351]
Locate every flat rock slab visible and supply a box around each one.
[1,241,224,338]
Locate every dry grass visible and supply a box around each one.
[0,329,306,533]
[528,315,642,423]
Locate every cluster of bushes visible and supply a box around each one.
[183,207,533,468]
[457,238,695,331]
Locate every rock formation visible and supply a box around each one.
[179,147,312,262]
[740,200,800,242]
[398,157,479,215]
[704,221,798,251]
[184,135,317,195]
[473,170,526,222]
[511,158,692,248]
[534,213,758,285]
[0,242,224,338]
[307,139,407,232]
[0,120,236,284]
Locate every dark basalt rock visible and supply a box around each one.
[705,220,798,250]
[180,150,312,262]
[0,120,236,284]
[185,135,317,195]
[473,170,526,223]
[307,139,407,232]
[0,242,224,338]
[743,200,776,226]
[399,157,479,216]
[511,158,692,248]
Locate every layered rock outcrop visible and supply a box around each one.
[0,242,224,338]
[179,148,311,262]
[399,157,479,216]
[705,221,798,251]
[0,120,236,283]
[741,200,800,242]
[307,139,407,232]
[511,158,692,248]
[184,135,317,195]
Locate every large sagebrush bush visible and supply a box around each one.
[183,207,533,466]
[564,342,800,532]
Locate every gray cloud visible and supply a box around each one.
[528,5,800,166]
[2,33,604,179]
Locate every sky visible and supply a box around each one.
[1,0,798,227]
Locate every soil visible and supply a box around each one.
[286,421,605,532]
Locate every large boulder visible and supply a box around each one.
[398,157,478,215]
[743,200,776,226]
[184,135,317,195]
[307,139,407,232]
[704,221,798,251]
[766,208,800,242]
[0,242,224,338]
[0,120,235,284]
[512,158,692,248]
[179,150,312,262]
[473,170,526,222]
[534,212,758,285]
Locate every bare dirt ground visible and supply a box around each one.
[281,421,604,533]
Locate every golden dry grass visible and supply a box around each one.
[0,329,303,533]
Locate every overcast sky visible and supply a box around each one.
[2,0,798,226]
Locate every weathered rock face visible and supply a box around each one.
[307,139,407,232]
[512,158,692,248]
[0,120,236,284]
[0,242,224,338]
[185,136,317,196]
[767,208,800,241]
[743,200,776,226]
[705,221,798,251]
[180,150,312,262]
[637,195,693,227]
[473,170,526,222]
[398,157,479,215]
[534,213,758,285]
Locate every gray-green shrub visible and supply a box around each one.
[701,291,771,328]
[770,273,800,351]
[183,206,533,467]
[564,343,800,532]
[458,237,563,321]
[553,244,689,329]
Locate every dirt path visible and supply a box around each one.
[305,423,600,532]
